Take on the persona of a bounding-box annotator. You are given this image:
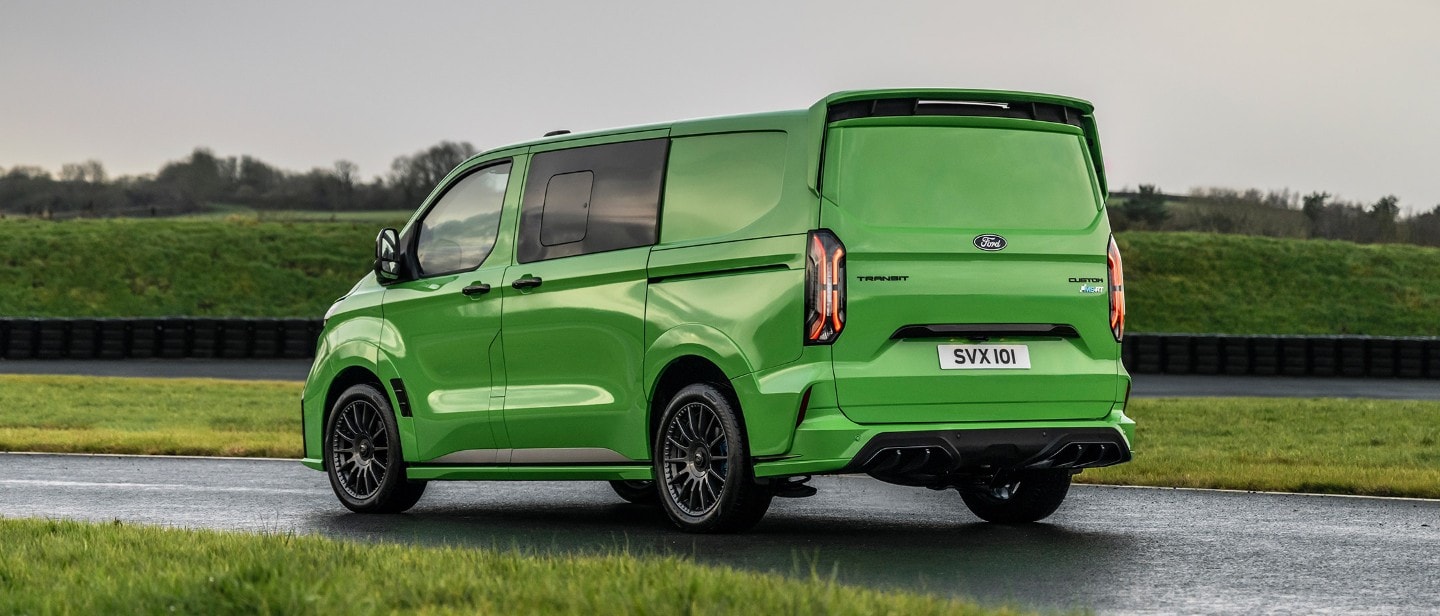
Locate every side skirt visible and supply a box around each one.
[406,464,653,482]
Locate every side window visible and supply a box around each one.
[415,162,511,277]
[540,171,594,246]
[517,139,667,263]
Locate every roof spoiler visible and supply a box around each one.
[806,89,1107,196]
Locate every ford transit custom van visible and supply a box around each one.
[301,89,1134,533]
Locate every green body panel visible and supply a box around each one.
[301,88,1132,483]
[645,234,808,376]
[377,153,526,463]
[300,277,386,461]
[661,131,787,244]
[727,345,836,456]
[382,268,507,460]
[819,115,1123,425]
[499,247,651,460]
[804,89,1107,196]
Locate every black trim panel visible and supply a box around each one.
[648,263,789,284]
[389,378,412,417]
[841,427,1131,487]
[827,97,1084,128]
[891,323,1080,340]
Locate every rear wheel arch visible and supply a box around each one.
[648,355,743,453]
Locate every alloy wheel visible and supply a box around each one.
[329,398,390,500]
[660,401,729,516]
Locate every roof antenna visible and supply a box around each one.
[544,130,571,137]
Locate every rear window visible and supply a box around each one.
[824,124,1100,230]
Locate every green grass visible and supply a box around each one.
[4,375,1438,499]
[0,218,386,317]
[1119,232,1440,335]
[1080,397,1440,498]
[0,374,300,457]
[0,518,1018,616]
[7,219,1440,334]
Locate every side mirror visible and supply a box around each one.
[374,228,400,282]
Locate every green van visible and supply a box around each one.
[301,89,1134,533]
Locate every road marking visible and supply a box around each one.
[0,479,312,495]
[0,451,296,462]
[1076,482,1440,503]
[6,453,1437,503]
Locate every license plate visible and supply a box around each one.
[938,344,1031,370]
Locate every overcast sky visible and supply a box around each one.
[2,1,1437,210]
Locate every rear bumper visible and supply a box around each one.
[752,404,1134,480]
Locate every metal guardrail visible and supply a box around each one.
[1122,334,1440,379]
[2,319,1438,379]
[0,318,321,360]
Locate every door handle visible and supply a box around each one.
[511,276,543,290]
[461,283,491,296]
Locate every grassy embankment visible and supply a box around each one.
[0,217,394,318]
[0,518,1018,616]
[3,374,1437,499]
[1118,231,1440,335]
[5,219,1440,335]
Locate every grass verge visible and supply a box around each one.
[0,518,1018,616]
[0,374,299,457]
[4,375,1438,499]
[8,218,1440,336]
[1080,397,1440,498]
[1119,232,1440,335]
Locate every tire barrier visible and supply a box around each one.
[1120,334,1440,379]
[0,318,322,361]
[2,320,1438,379]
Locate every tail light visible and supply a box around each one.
[1107,235,1126,341]
[805,229,846,344]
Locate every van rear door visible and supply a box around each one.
[820,114,1119,424]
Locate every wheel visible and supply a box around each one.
[654,383,772,533]
[959,469,1071,523]
[324,383,427,513]
[609,480,657,504]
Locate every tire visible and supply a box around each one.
[654,383,772,533]
[609,480,658,504]
[959,469,1071,523]
[323,383,427,513]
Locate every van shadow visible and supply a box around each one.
[305,493,1136,602]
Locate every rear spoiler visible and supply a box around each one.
[806,89,1107,196]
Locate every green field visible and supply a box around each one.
[1118,232,1440,335]
[0,218,385,317]
[4,375,1438,499]
[0,518,1017,616]
[0,374,298,457]
[1080,397,1440,497]
[5,219,1440,335]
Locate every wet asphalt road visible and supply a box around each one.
[4,358,1440,399]
[1,453,1435,615]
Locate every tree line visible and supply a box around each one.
[8,148,1440,249]
[1111,184,1440,247]
[0,142,477,218]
